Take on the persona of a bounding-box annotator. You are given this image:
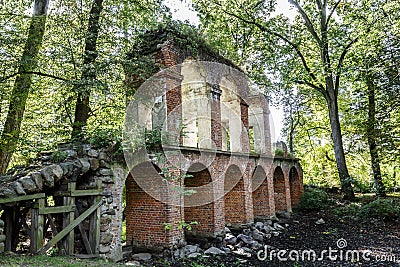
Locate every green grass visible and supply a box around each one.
[0,254,125,267]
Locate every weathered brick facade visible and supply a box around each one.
[124,31,303,250]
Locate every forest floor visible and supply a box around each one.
[0,193,399,267]
[139,192,400,267]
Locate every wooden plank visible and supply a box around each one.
[47,215,58,235]
[39,205,75,215]
[75,210,93,255]
[31,206,37,252]
[70,189,102,197]
[65,183,75,255]
[36,198,102,254]
[89,181,102,255]
[0,193,45,204]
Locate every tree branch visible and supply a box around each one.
[335,36,360,92]
[1,71,68,83]
[212,2,324,91]
[327,0,341,25]
[288,0,322,46]
[295,80,327,98]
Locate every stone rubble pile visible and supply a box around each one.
[0,144,118,198]
[125,217,289,265]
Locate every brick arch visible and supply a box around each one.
[252,165,271,218]
[184,163,215,235]
[125,162,175,248]
[289,166,302,207]
[224,165,246,224]
[273,166,287,212]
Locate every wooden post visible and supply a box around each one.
[30,198,45,253]
[63,182,75,255]
[89,180,102,255]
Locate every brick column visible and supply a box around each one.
[210,84,222,149]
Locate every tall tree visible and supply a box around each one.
[194,0,364,199]
[71,0,104,139]
[0,0,50,173]
[365,74,385,196]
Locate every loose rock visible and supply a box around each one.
[132,252,152,261]
[204,247,226,255]
[273,223,285,231]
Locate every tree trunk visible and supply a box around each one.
[0,0,49,174]
[71,0,104,139]
[326,89,355,200]
[366,76,386,196]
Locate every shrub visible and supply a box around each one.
[357,198,400,221]
[298,187,331,211]
[333,203,361,218]
[86,128,122,148]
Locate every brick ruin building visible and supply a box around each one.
[0,26,303,260]
[123,27,304,251]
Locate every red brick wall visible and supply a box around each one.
[273,166,287,212]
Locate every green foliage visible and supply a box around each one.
[357,198,400,221]
[121,220,126,242]
[333,202,361,218]
[298,187,331,211]
[50,151,68,163]
[82,128,123,157]
[85,128,122,148]
[274,148,284,157]
[178,220,198,231]
[145,128,168,150]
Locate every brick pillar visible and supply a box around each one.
[289,166,302,207]
[164,70,183,145]
[242,162,255,223]
[240,100,250,153]
[210,84,222,149]
[283,166,292,212]
[273,165,288,212]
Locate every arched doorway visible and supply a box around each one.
[289,167,301,207]
[273,166,287,212]
[224,165,245,224]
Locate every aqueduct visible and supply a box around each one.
[0,27,302,260]
[123,29,303,251]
